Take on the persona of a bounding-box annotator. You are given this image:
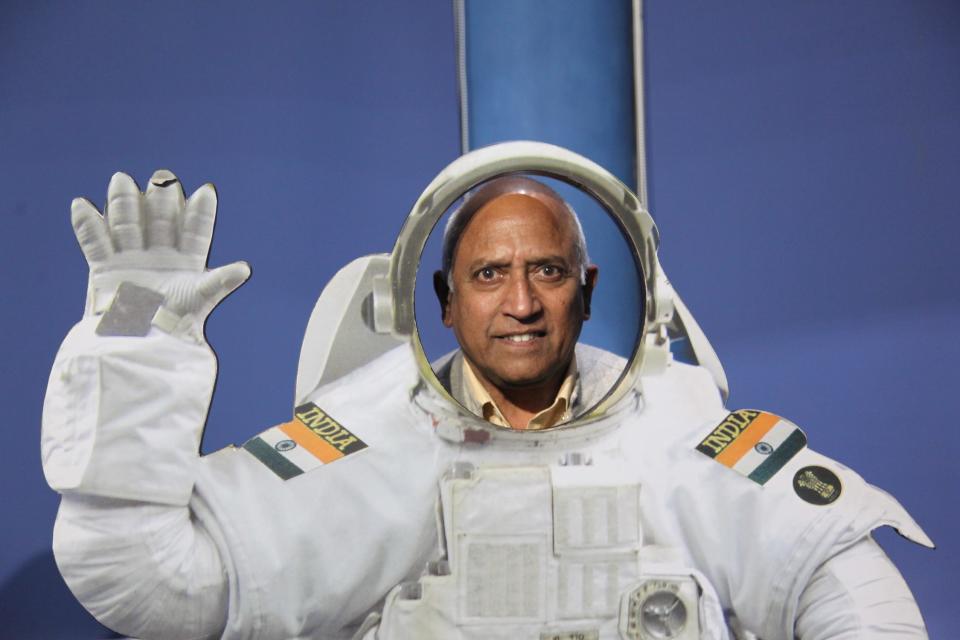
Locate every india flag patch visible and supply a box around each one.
[695,409,807,485]
[243,402,367,480]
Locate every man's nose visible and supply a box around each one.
[502,275,541,320]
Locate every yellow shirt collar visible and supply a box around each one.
[461,356,578,430]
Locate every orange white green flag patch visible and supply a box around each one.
[243,402,367,480]
[695,409,806,485]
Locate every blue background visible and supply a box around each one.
[1,1,956,637]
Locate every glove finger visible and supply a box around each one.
[144,169,183,249]
[105,172,144,251]
[197,261,251,308]
[71,197,113,265]
[181,183,217,260]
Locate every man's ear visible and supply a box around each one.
[433,270,453,327]
[581,265,599,319]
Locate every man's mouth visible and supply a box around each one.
[498,331,546,343]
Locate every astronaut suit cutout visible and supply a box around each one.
[43,142,932,639]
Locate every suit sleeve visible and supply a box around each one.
[42,318,228,639]
[794,536,927,639]
[662,404,933,640]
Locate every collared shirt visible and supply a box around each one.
[460,357,579,430]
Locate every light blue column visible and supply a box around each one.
[459,0,642,356]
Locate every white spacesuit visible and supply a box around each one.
[43,143,932,639]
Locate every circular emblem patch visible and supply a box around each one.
[275,439,297,452]
[754,441,774,455]
[793,465,841,505]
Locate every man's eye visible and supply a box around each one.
[535,265,566,281]
[475,267,500,282]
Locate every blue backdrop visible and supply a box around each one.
[1,1,956,637]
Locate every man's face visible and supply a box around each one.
[439,193,597,392]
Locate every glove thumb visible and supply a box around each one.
[198,261,251,310]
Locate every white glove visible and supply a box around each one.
[72,169,250,341]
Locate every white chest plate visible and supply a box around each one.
[372,458,727,640]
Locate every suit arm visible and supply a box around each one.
[794,535,927,639]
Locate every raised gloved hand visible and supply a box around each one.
[71,169,250,341]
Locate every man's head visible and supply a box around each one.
[433,176,598,397]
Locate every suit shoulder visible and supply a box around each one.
[688,407,933,547]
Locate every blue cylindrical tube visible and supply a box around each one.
[457,0,642,356]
